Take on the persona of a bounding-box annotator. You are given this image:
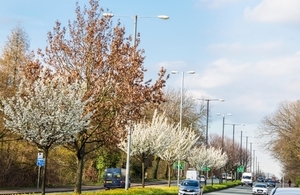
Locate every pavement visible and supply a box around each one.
[0,185,102,194]
[0,181,173,195]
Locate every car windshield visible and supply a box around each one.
[181,181,199,186]
[243,176,251,179]
[255,184,267,188]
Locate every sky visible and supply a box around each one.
[1,0,300,178]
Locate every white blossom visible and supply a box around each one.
[0,70,93,149]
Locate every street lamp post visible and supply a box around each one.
[225,123,244,180]
[193,98,224,184]
[217,113,232,149]
[194,99,224,146]
[172,70,195,185]
[216,113,231,183]
[103,12,169,190]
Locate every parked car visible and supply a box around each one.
[267,179,276,187]
[178,179,203,195]
[252,183,268,195]
[270,187,300,195]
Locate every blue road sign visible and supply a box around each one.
[37,158,45,167]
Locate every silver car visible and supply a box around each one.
[178,179,203,195]
[252,183,268,195]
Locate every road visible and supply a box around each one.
[206,183,277,195]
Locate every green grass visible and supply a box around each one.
[47,180,241,195]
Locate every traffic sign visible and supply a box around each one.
[237,165,244,172]
[36,158,45,167]
[201,166,210,171]
[173,161,185,170]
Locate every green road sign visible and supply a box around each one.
[201,166,210,171]
[173,161,185,170]
[237,165,244,172]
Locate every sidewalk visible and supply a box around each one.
[0,181,171,194]
[0,186,102,195]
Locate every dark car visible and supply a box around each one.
[267,180,276,187]
[178,179,203,195]
[257,177,265,182]
[103,168,130,189]
[270,187,300,195]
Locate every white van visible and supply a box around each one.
[186,169,200,181]
[241,172,253,187]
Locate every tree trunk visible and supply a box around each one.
[74,145,85,194]
[167,163,171,187]
[152,157,160,179]
[141,161,145,188]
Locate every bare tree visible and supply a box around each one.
[0,70,93,195]
[259,100,300,180]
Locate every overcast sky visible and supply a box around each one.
[1,0,300,178]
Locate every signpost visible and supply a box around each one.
[37,151,44,189]
[173,161,185,170]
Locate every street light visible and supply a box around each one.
[225,123,244,180]
[102,13,169,47]
[237,130,247,166]
[216,113,232,149]
[194,98,225,146]
[216,113,231,183]
[103,12,169,190]
[172,70,195,185]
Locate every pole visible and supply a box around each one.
[132,15,137,47]
[232,125,235,153]
[221,115,225,149]
[125,125,131,190]
[245,137,248,170]
[125,15,138,191]
[240,131,242,165]
[205,100,210,185]
[250,143,252,173]
[177,71,184,185]
[205,100,209,146]
[37,166,40,189]
[253,150,255,175]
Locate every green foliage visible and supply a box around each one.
[295,177,300,187]
[43,181,241,195]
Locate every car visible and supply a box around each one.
[178,179,203,195]
[257,177,265,182]
[267,179,276,187]
[252,183,268,195]
[270,187,300,195]
[200,175,206,183]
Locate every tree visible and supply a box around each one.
[118,110,174,187]
[0,24,31,88]
[149,88,206,179]
[35,0,167,193]
[0,70,93,195]
[0,24,32,148]
[259,100,300,181]
[157,124,199,186]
